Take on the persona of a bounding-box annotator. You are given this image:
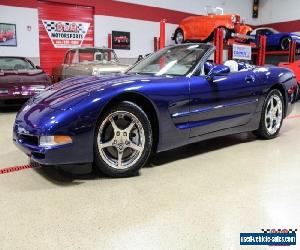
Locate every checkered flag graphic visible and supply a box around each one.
[43,21,56,32]
[289,229,298,233]
[43,21,87,34]
[261,229,297,233]
[77,23,86,34]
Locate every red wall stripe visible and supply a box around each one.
[95,1,193,24]
[2,0,300,29]
[0,0,194,24]
[254,19,300,33]
[0,0,37,8]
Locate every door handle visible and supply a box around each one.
[245,75,255,83]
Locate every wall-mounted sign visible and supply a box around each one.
[112,31,130,50]
[0,23,17,46]
[42,20,90,48]
[233,44,252,60]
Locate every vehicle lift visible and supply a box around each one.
[108,20,297,68]
[213,27,297,66]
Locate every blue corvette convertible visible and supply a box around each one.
[251,27,300,50]
[13,44,298,177]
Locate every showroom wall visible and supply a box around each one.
[0,0,253,65]
[252,0,300,34]
[251,0,300,25]
[116,0,254,23]
[0,5,40,63]
[94,16,177,60]
[100,0,254,60]
[1,0,300,66]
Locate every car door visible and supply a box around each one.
[262,29,278,47]
[60,49,78,80]
[195,16,213,40]
[256,29,277,47]
[188,70,259,137]
[266,31,283,48]
[189,16,203,40]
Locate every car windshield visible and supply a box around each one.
[0,57,34,70]
[65,48,119,64]
[267,28,279,34]
[127,44,210,76]
[205,6,223,15]
[256,28,279,35]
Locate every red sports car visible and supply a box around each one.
[114,36,129,43]
[0,57,52,106]
[0,30,14,42]
[279,61,300,100]
[172,7,252,44]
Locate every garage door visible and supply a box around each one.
[38,1,94,75]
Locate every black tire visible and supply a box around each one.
[94,101,153,178]
[296,85,300,101]
[280,36,292,50]
[203,32,214,43]
[254,89,284,139]
[55,77,61,83]
[174,29,184,44]
[222,28,231,41]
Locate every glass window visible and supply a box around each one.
[127,44,210,76]
[65,48,119,64]
[65,50,77,64]
[0,57,34,70]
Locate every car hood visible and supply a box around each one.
[32,74,167,110]
[66,62,129,74]
[92,63,129,74]
[289,33,300,40]
[0,69,45,76]
[276,32,300,39]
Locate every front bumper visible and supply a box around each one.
[13,128,94,166]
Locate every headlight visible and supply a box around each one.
[27,85,46,91]
[231,15,237,23]
[92,67,100,76]
[39,135,73,147]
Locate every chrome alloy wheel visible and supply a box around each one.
[175,31,184,44]
[265,94,283,135]
[97,111,145,170]
[281,37,292,50]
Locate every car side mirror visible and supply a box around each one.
[206,65,230,81]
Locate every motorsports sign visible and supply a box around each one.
[42,20,90,48]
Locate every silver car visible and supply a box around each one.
[52,47,129,82]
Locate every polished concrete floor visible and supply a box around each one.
[1,103,300,250]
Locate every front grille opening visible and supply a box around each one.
[32,152,45,159]
[19,134,39,146]
[1,99,27,106]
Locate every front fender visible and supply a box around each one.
[240,25,252,35]
[266,68,297,117]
